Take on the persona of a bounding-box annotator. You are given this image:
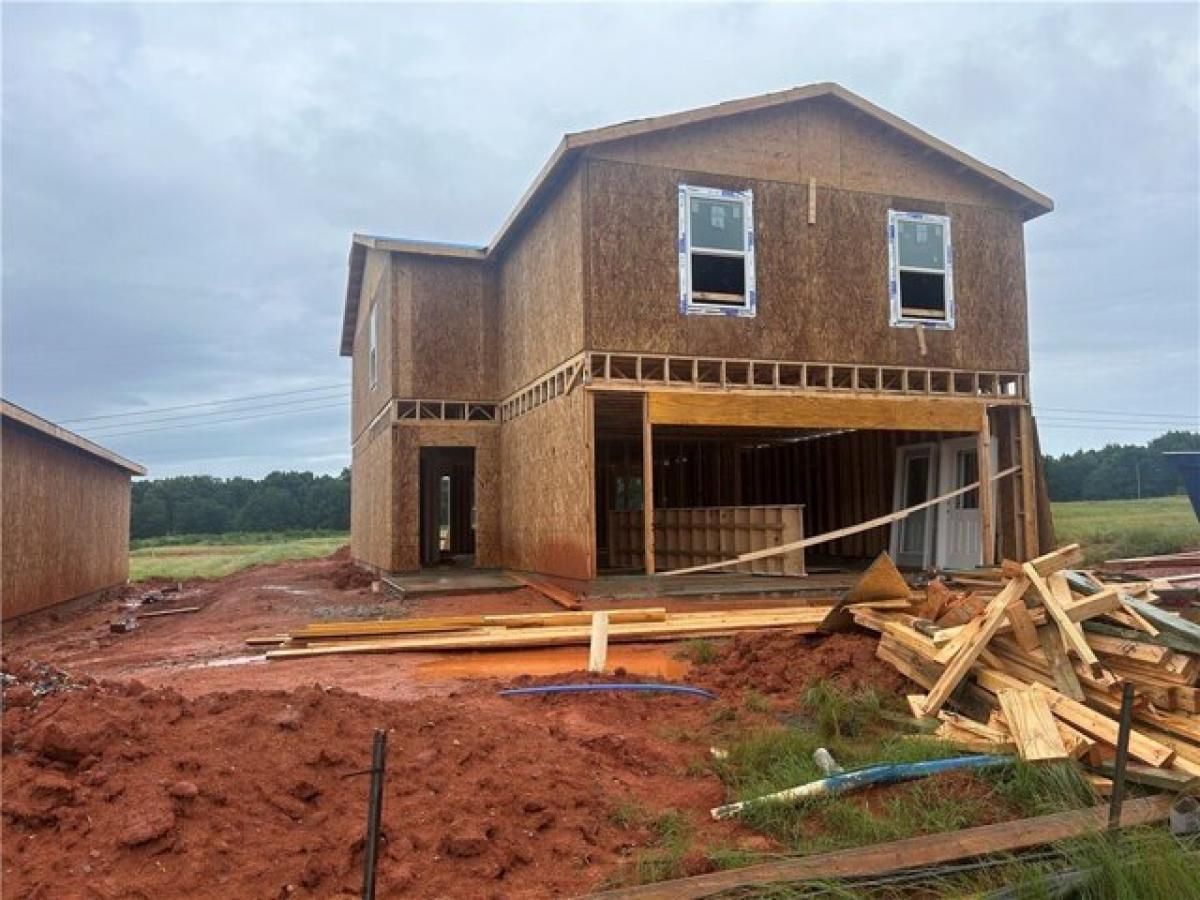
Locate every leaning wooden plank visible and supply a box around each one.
[1121,596,1200,649]
[920,577,1029,717]
[1005,597,1041,653]
[585,796,1174,900]
[996,689,1069,761]
[1028,569,1106,678]
[974,668,1174,767]
[660,465,1020,576]
[1084,633,1172,665]
[1037,624,1086,702]
[502,572,582,609]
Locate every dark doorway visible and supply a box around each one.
[419,447,476,567]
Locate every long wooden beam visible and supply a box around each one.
[642,393,656,575]
[587,796,1173,899]
[661,465,1020,576]
[647,391,989,432]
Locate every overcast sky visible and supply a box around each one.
[3,1,1197,479]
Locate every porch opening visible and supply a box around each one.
[419,446,476,567]
[593,392,1016,576]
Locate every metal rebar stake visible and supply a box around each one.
[1108,682,1135,830]
[362,728,388,900]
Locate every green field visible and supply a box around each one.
[129,531,349,581]
[1051,495,1199,563]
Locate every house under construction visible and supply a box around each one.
[340,83,1054,582]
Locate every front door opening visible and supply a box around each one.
[419,447,475,567]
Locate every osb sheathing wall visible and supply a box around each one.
[500,391,593,579]
[1,423,132,621]
[496,166,586,397]
[402,258,497,400]
[582,98,1030,373]
[351,248,396,440]
[392,424,501,571]
[350,418,398,571]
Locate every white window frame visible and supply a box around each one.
[678,184,756,317]
[368,302,379,388]
[888,210,954,330]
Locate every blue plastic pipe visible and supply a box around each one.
[498,683,717,700]
[711,754,1013,819]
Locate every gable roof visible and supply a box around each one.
[1,399,147,476]
[341,82,1053,355]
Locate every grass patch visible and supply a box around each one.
[130,529,348,550]
[1051,495,1199,563]
[707,682,1105,859]
[802,681,882,739]
[676,638,720,665]
[631,809,695,885]
[129,533,348,580]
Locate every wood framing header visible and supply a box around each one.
[340,82,1054,355]
[1,400,146,476]
[647,391,988,433]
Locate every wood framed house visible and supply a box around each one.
[2,400,146,621]
[340,83,1054,581]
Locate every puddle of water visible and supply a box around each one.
[260,586,317,595]
[416,645,691,681]
[184,655,267,670]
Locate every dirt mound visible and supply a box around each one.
[1,667,733,898]
[329,561,375,591]
[691,631,911,697]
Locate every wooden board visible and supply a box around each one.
[996,689,1068,761]
[586,796,1173,899]
[266,608,830,660]
[647,392,987,432]
[920,577,1028,716]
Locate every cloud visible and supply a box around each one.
[3,1,1197,477]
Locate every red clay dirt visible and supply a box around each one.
[690,630,911,698]
[1,665,752,899]
[1,550,918,898]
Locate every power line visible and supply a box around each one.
[1038,421,1200,432]
[81,390,349,434]
[79,400,347,439]
[1037,405,1200,420]
[59,383,350,424]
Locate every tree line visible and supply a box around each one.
[1042,430,1200,502]
[129,431,1198,539]
[131,470,350,539]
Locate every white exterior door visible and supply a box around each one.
[889,443,937,569]
[935,437,998,570]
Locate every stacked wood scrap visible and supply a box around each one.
[856,543,1200,780]
[250,604,857,661]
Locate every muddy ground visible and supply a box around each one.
[2,551,911,898]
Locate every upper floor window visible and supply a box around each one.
[368,302,379,388]
[678,185,756,317]
[888,210,954,329]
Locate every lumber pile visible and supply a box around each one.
[855,544,1200,779]
[251,605,835,660]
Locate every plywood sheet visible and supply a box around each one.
[497,165,587,396]
[583,157,1029,374]
[499,390,593,579]
[2,423,132,620]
